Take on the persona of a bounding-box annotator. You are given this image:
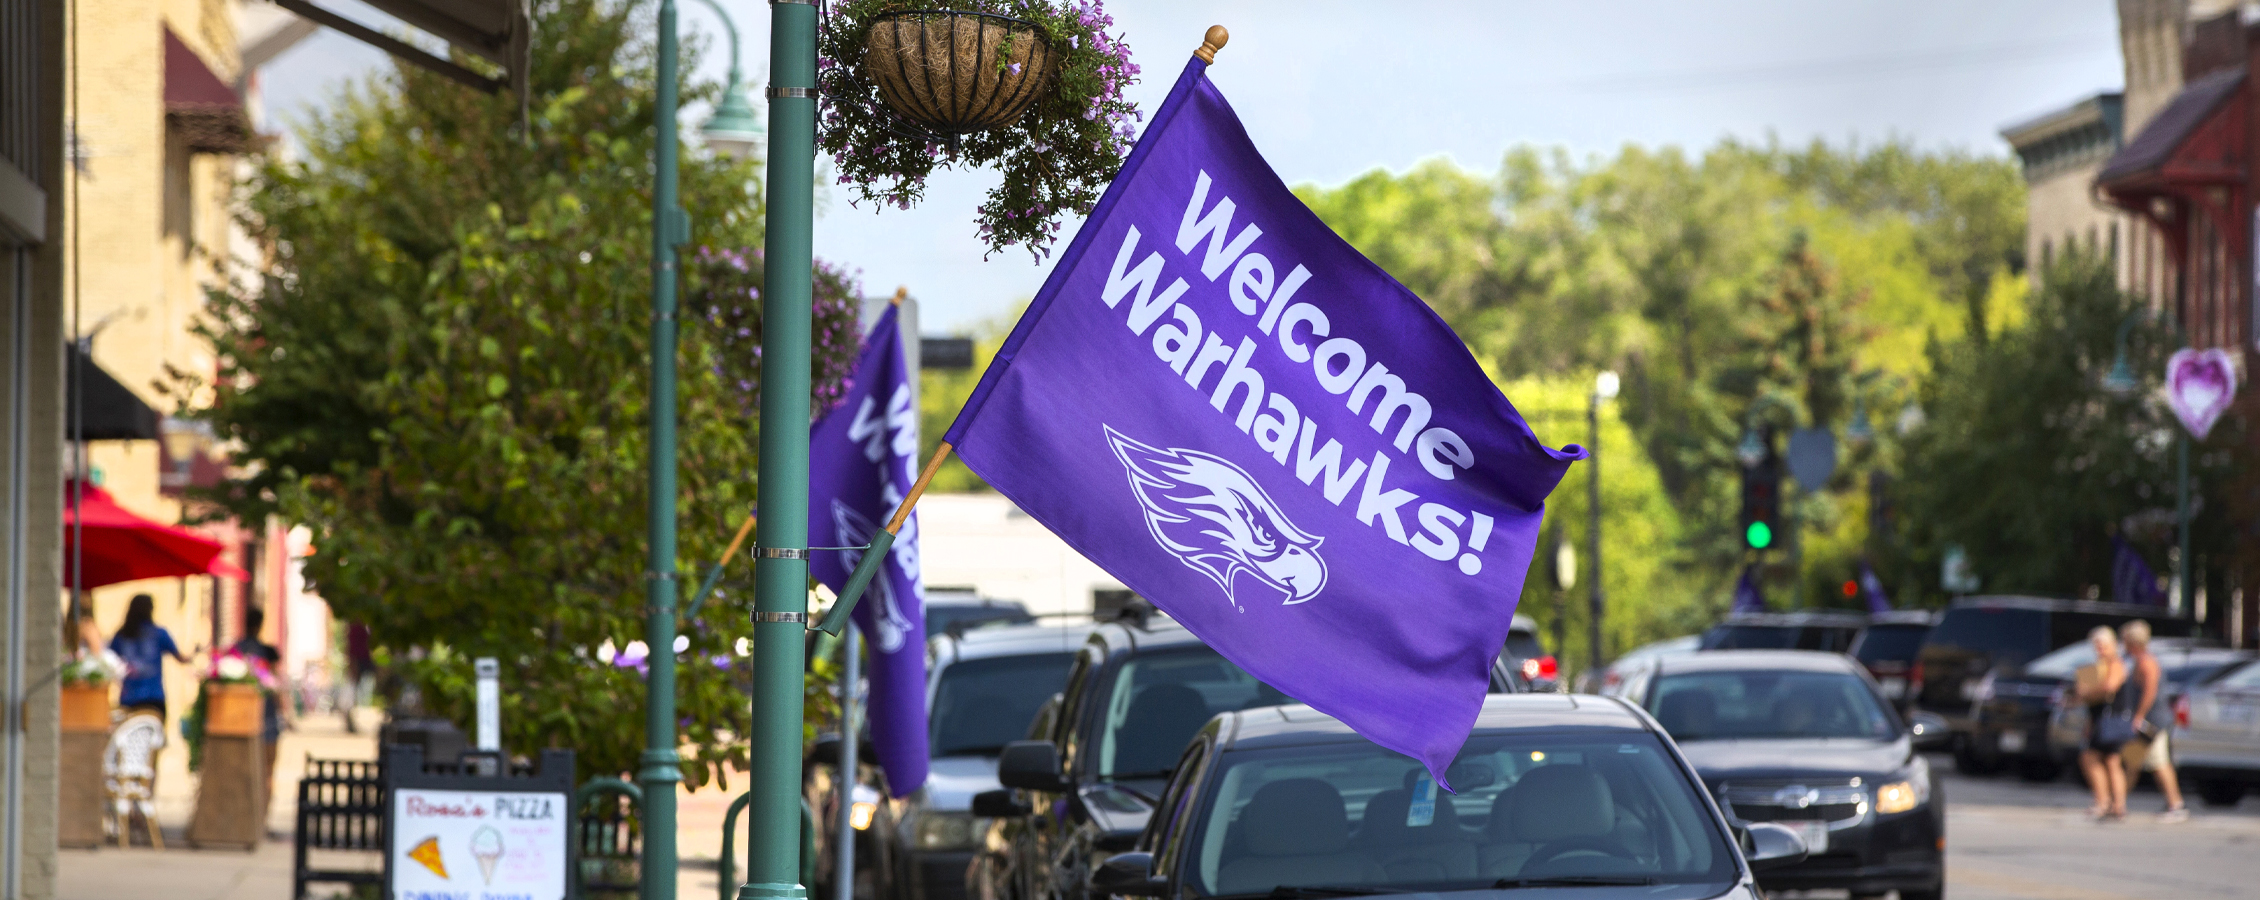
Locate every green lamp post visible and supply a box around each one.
[743,1,820,899]
[693,0,764,158]
[642,1,689,898]
[2102,311,2190,614]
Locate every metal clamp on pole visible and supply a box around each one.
[766,86,816,99]
[751,611,806,625]
[758,547,807,559]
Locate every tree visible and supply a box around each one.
[1892,254,2236,598]
[182,0,861,785]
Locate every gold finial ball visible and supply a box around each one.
[1196,25,1229,63]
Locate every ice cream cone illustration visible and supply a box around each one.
[407,835,449,879]
[472,826,505,884]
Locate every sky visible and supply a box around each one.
[258,0,2127,334]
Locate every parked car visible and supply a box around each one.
[808,621,1096,900]
[1635,650,1943,900]
[967,618,1531,900]
[1592,635,1701,697]
[2170,657,2260,808]
[923,590,1038,637]
[1699,612,1869,653]
[1913,596,2192,775]
[1088,693,1804,900]
[1847,611,1936,710]
[2041,643,2249,781]
[1502,614,1560,692]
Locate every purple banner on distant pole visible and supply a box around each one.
[941,56,1583,787]
[1731,565,1767,614]
[809,304,929,797]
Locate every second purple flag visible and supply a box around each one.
[944,55,1584,786]
[809,303,929,797]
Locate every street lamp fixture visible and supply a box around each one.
[694,0,763,158]
[1736,429,1767,468]
[2103,311,2143,395]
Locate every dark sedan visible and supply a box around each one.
[1090,694,1804,900]
[1638,650,1942,900]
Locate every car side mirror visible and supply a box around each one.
[1090,851,1166,897]
[971,789,1032,818]
[1738,822,1809,871]
[1908,711,1951,751]
[997,740,1069,792]
[808,733,843,768]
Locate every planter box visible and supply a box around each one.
[59,684,111,733]
[205,683,263,737]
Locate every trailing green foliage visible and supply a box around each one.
[184,0,860,786]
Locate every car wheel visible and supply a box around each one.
[2196,779,2246,808]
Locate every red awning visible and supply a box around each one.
[62,479,250,589]
[163,27,249,154]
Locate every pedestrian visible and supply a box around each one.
[343,620,373,733]
[2117,619,2189,822]
[2074,625,2133,820]
[108,593,192,720]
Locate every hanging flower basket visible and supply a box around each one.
[821,0,1143,258]
[863,11,1060,144]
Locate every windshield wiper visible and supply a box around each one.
[1492,876,1657,888]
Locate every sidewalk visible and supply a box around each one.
[56,706,750,899]
[57,707,381,900]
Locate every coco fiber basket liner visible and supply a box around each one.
[863,10,1060,138]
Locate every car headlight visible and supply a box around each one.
[1875,759,1930,816]
[912,811,983,850]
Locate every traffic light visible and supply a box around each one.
[1740,447,1782,550]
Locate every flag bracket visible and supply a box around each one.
[758,547,808,559]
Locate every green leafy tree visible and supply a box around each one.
[1893,254,2236,597]
[184,0,861,786]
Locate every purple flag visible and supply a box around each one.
[941,57,1583,787]
[1857,561,1891,614]
[2111,536,2165,607]
[1730,564,1767,614]
[809,304,929,797]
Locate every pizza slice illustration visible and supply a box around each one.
[407,835,449,879]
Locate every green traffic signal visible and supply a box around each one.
[1746,521,1773,549]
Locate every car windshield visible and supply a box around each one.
[1648,670,1897,741]
[1096,648,1293,780]
[1187,733,1735,898]
[1503,630,1545,661]
[929,652,1075,756]
[1852,625,1929,664]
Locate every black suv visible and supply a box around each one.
[966,617,1529,900]
[1700,612,1870,653]
[1911,596,2190,774]
[1848,611,1935,712]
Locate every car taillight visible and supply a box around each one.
[1538,655,1558,680]
[1908,660,1924,696]
[2175,695,2190,728]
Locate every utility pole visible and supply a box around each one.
[744,1,819,899]
[1588,371,1618,675]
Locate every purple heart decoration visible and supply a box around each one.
[2165,347,2238,440]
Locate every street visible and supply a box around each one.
[1913,759,2257,900]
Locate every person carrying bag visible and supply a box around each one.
[2074,626,2133,821]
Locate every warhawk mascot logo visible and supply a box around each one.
[1105,426,1327,609]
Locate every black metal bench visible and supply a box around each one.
[578,777,643,899]
[292,757,384,900]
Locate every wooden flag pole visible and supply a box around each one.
[685,510,759,618]
[1195,25,1228,63]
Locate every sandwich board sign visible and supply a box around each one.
[384,745,575,900]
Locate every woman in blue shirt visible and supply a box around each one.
[109,594,191,718]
